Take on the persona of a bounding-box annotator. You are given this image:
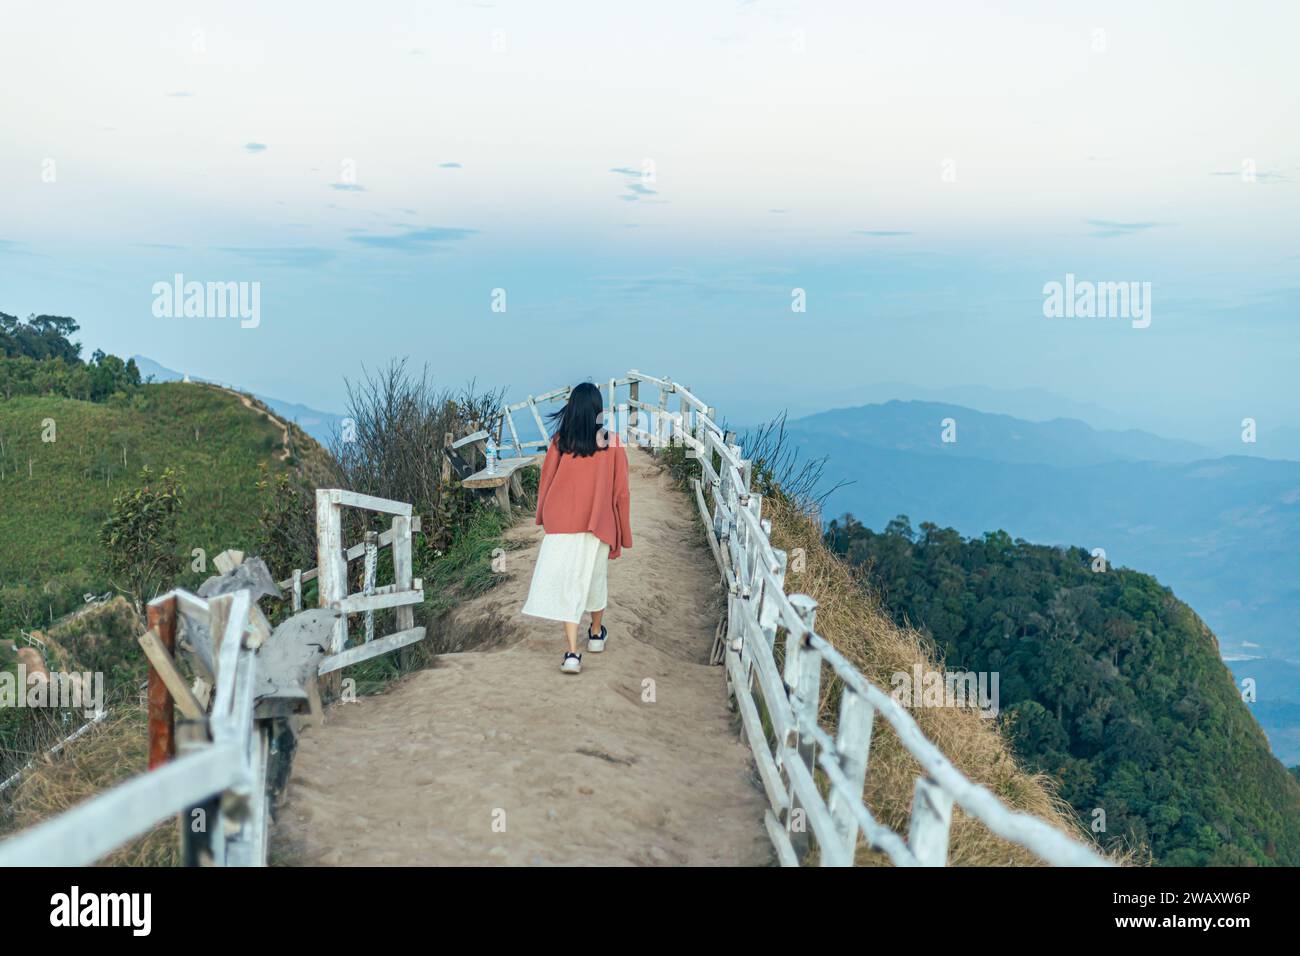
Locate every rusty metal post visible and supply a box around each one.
[146,594,178,769]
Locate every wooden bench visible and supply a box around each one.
[461,453,544,509]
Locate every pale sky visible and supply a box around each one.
[2,0,1297,439]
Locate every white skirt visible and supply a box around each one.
[521,532,611,624]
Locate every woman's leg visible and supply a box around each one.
[585,541,611,640]
[563,620,580,654]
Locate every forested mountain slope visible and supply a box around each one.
[827,515,1300,866]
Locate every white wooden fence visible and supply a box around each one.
[0,490,423,867]
[297,489,426,674]
[502,370,1109,867]
[0,589,268,866]
[0,374,1110,868]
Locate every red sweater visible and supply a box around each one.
[534,434,633,558]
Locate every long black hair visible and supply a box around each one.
[547,382,606,457]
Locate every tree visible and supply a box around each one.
[884,514,915,541]
[1,309,140,403]
[29,314,80,351]
[253,465,317,581]
[88,350,141,400]
[100,466,185,610]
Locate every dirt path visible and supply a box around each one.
[272,449,772,866]
[207,383,292,461]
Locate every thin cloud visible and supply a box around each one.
[244,142,268,153]
[348,227,478,252]
[438,162,463,169]
[611,165,658,202]
[166,91,193,98]
[1210,168,1291,184]
[853,229,913,237]
[0,239,43,258]
[217,246,337,268]
[591,266,791,299]
[329,183,366,192]
[1085,219,1169,238]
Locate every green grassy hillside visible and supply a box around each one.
[0,382,329,635]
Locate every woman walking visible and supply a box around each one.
[521,382,633,674]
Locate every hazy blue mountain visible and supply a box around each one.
[132,355,344,445]
[1220,424,1300,462]
[718,380,1141,439]
[771,382,1300,462]
[804,382,1141,432]
[1227,658,1300,768]
[763,403,1300,764]
[786,401,1211,466]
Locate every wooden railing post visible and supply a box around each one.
[677,387,690,449]
[827,689,874,862]
[909,777,954,866]
[525,401,548,449]
[363,531,378,643]
[657,381,669,451]
[504,408,523,457]
[785,594,821,861]
[617,402,630,447]
[392,515,414,633]
[146,594,178,770]
[629,379,639,437]
[315,490,347,655]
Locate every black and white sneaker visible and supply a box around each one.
[587,624,607,653]
[560,652,582,674]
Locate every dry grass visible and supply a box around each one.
[0,701,177,866]
[1,595,174,865]
[764,493,1120,866]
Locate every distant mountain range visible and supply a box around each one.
[764,382,1300,463]
[797,382,1147,434]
[131,356,345,445]
[758,400,1300,765]
[784,400,1211,466]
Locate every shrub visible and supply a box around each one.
[99,466,185,610]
